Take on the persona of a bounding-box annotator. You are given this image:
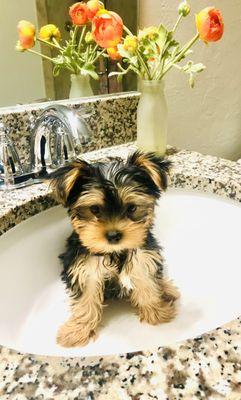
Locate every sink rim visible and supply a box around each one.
[1,188,241,358]
[0,143,241,360]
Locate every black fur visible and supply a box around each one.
[48,151,171,300]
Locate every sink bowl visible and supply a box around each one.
[0,188,241,357]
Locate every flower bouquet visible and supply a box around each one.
[16,1,224,155]
[108,2,224,155]
[16,1,124,98]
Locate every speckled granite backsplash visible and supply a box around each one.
[0,93,139,166]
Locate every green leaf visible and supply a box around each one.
[81,63,99,80]
[183,61,206,74]
[117,44,133,59]
[157,24,168,49]
[117,74,123,83]
[52,56,65,65]
[53,65,61,77]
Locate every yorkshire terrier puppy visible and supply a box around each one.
[49,151,179,348]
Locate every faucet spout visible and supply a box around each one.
[30,104,92,175]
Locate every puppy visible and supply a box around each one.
[49,151,179,348]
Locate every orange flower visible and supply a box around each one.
[86,0,104,21]
[196,7,224,42]
[69,2,88,26]
[107,47,122,61]
[39,24,61,41]
[17,20,35,50]
[92,10,123,48]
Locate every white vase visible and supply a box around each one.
[69,74,94,99]
[137,80,168,156]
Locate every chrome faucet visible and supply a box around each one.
[30,104,92,175]
[0,122,24,190]
[0,104,92,190]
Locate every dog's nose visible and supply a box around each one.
[106,230,123,244]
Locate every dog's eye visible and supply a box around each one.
[90,205,101,217]
[127,203,137,214]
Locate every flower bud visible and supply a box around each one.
[178,1,191,17]
[85,31,94,43]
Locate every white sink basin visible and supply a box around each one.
[0,188,241,357]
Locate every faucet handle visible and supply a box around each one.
[0,122,24,189]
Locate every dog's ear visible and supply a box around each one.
[127,150,171,191]
[46,159,91,206]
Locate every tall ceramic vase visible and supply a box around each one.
[69,74,94,99]
[137,80,168,156]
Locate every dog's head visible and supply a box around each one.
[49,151,171,254]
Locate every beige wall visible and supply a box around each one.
[0,0,46,107]
[139,0,241,160]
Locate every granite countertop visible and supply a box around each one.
[0,143,241,400]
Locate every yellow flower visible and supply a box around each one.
[123,35,138,54]
[138,26,159,41]
[39,24,61,41]
[107,47,122,61]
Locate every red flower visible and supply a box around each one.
[92,10,123,48]
[69,2,88,26]
[196,7,224,42]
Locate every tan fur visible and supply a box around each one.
[57,250,179,347]
[120,249,178,325]
[73,218,151,254]
[161,278,180,303]
[57,254,120,347]
[70,188,155,254]
[73,189,104,209]
[134,154,162,189]
[57,256,107,348]
[118,186,155,206]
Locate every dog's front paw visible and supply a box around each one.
[139,300,177,325]
[56,319,96,348]
[161,279,180,303]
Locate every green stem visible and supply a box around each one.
[72,26,79,48]
[117,62,127,72]
[150,58,163,80]
[52,37,62,48]
[160,33,200,79]
[124,25,151,79]
[86,45,90,63]
[136,50,151,80]
[78,25,86,53]
[172,14,183,34]
[37,38,61,50]
[123,25,134,36]
[27,49,54,62]
[92,48,106,64]
[89,44,98,62]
